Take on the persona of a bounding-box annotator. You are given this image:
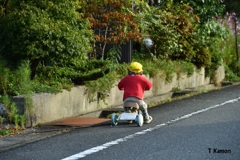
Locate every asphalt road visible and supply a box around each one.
[0,84,240,160]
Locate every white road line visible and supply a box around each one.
[62,97,240,160]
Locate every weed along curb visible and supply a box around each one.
[9,65,225,127]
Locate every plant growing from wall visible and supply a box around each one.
[0,61,34,131]
[0,116,4,127]
[84,62,128,102]
[13,62,34,127]
[2,95,17,123]
[0,129,11,136]
[12,114,27,130]
[24,94,33,127]
[13,114,20,129]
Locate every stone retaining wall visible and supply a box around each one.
[14,66,225,126]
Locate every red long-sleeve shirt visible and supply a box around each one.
[118,74,152,100]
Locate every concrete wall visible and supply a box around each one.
[15,66,225,126]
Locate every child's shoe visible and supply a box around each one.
[144,116,153,124]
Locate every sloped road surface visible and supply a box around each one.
[0,84,240,160]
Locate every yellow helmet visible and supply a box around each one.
[128,62,143,73]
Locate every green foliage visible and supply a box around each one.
[0,59,10,95]
[85,71,116,102]
[13,61,32,95]
[0,95,31,129]
[8,104,18,123]
[106,45,122,63]
[0,61,32,96]
[221,34,236,65]
[3,96,18,123]
[175,0,225,23]
[221,32,240,80]
[135,2,199,62]
[0,0,232,99]
[35,60,112,87]
[24,93,34,127]
[172,87,180,92]
[133,55,196,84]
[13,114,27,129]
[0,0,93,77]
[134,1,227,73]
[140,60,163,77]
[193,46,212,69]
[132,58,195,83]
[31,81,62,93]
[84,62,128,102]
[151,0,225,20]
[0,116,4,126]
[0,129,11,136]
[20,114,27,129]
[192,20,229,75]
[175,61,195,76]
[82,59,191,102]
[0,61,34,128]
[1,95,11,108]
[224,64,240,82]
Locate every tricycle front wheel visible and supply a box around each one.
[136,114,143,127]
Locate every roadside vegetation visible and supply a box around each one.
[0,0,239,135]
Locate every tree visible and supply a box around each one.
[173,0,225,23]
[0,0,94,78]
[148,0,225,21]
[135,1,199,61]
[79,0,142,61]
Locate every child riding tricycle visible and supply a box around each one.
[111,62,153,127]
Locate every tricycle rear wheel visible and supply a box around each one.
[111,113,119,126]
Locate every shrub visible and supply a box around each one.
[0,0,94,78]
